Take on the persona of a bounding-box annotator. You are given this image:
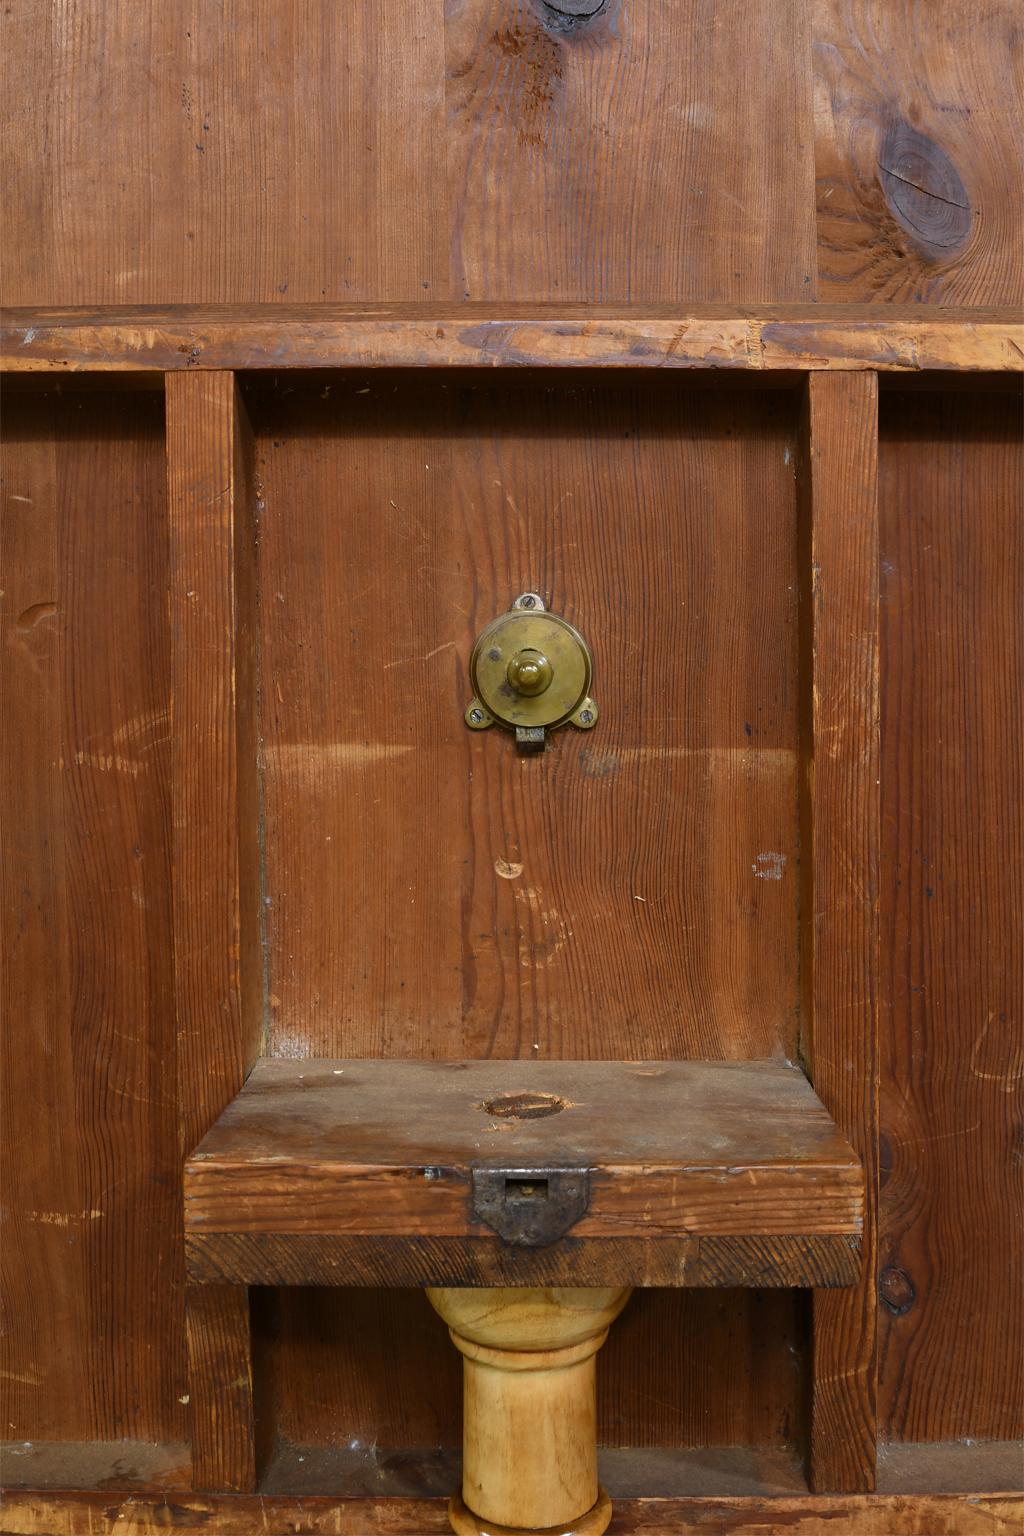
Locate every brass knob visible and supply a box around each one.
[506,648,553,697]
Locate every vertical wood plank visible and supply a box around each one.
[167,372,262,1490]
[798,371,880,1492]
[0,402,88,1434]
[167,370,262,1164]
[2,389,182,1444]
[185,1285,255,1493]
[878,390,1024,1442]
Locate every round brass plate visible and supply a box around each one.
[470,610,592,731]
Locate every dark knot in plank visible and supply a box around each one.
[877,120,972,256]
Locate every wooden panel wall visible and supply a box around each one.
[248,374,806,1452]
[251,377,800,1062]
[1,0,1022,1488]
[0,389,183,1443]
[2,2,1020,306]
[877,388,1024,1443]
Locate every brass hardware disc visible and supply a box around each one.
[468,599,594,733]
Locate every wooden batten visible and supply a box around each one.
[184,1287,255,1494]
[797,373,881,1491]
[167,371,263,1160]
[166,373,263,1492]
[3,305,1023,375]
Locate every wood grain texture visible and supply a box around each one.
[0,390,183,1443]
[251,375,801,1061]
[878,388,1024,1442]
[249,374,808,1455]
[183,1059,862,1241]
[797,372,880,1491]
[447,0,815,302]
[5,2,1022,309]
[185,1231,861,1289]
[2,1491,1020,1536]
[814,0,1024,304]
[167,372,263,1163]
[0,1,445,307]
[185,1286,254,1493]
[4,305,1023,373]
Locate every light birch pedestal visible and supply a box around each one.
[183,1058,863,1532]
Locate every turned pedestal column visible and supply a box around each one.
[427,1286,632,1536]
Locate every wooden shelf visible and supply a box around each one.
[184,1058,862,1289]
[3,303,1022,374]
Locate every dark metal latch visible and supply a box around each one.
[470,1166,591,1247]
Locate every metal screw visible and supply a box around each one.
[520,594,537,609]
[579,708,594,725]
[469,707,485,724]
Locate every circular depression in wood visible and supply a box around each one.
[480,1091,569,1120]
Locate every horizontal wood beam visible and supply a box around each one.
[184,1231,862,1290]
[2,1491,1020,1536]
[2,305,1021,374]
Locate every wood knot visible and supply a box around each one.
[481,1091,568,1120]
[535,0,610,34]
[877,121,971,257]
[879,1264,917,1316]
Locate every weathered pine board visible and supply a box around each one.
[0,390,184,1443]
[183,1058,863,1246]
[185,1231,861,1289]
[166,372,263,1162]
[878,389,1024,1442]
[2,1491,1020,1536]
[797,372,880,1490]
[4,4,1020,307]
[251,377,800,1062]
[185,1287,255,1493]
[3,306,1022,372]
[813,0,1024,305]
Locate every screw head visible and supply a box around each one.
[469,707,485,724]
[579,709,593,725]
[520,594,537,609]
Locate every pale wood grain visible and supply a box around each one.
[428,1287,630,1530]
[3,307,1022,372]
[2,1491,1020,1536]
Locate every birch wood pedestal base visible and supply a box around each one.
[427,1286,632,1536]
[183,1058,865,1524]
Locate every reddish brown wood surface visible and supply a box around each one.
[4,4,1020,307]
[167,372,263,1162]
[249,373,808,1453]
[2,1490,1020,1536]
[814,1,1023,304]
[185,1231,861,1289]
[878,389,1024,1441]
[251,376,801,1061]
[3,305,1022,373]
[798,372,880,1490]
[0,389,184,1443]
[185,1287,255,1494]
[2,0,1021,1490]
